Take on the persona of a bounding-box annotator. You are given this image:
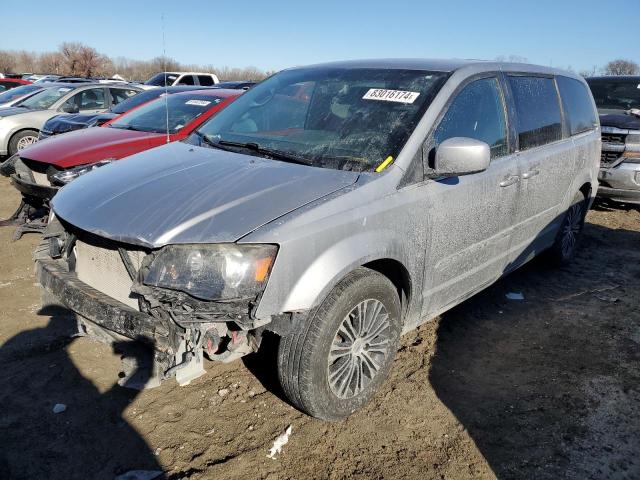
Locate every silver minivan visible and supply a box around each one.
[36,59,600,420]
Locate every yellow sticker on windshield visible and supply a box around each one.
[376,156,394,173]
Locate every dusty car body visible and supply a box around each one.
[37,59,599,420]
[0,83,141,156]
[2,89,241,238]
[586,76,640,204]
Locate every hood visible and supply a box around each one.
[44,112,117,133]
[52,142,359,248]
[19,126,166,168]
[599,112,640,131]
[0,106,31,118]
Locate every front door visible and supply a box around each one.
[420,75,520,317]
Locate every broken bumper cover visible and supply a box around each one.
[36,258,174,352]
[10,174,59,200]
[598,161,640,204]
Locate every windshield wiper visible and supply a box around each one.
[110,124,152,132]
[192,130,225,149]
[217,140,312,166]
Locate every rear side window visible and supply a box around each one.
[556,77,597,135]
[177,75,195,85]
[110,88,139,106]
[198,75,215,86]
[433,77,508,158]
[508,76,562,150]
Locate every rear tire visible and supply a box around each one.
[277,267,402,421]
[547,191,588,265]
[8,129,39,156]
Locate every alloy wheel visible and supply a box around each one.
[561,202,584,257]
[16,136,38,150]
[327,299,392,399]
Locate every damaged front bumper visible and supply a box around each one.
[10,173,59,200]
[0,156,58,238]
[33,224,299,388]
[36,257,175,352]
[598,161,640,204]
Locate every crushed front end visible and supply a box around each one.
[35,216,281,389]
[598,125,640,204]
[0,154,60,238]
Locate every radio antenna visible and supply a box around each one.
[162,13,170,143]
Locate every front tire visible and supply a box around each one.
[548,191,588,265]
[9,129,39,156]
[277,267,402,421]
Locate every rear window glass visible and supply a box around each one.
[557,76,597,136]
[198,75,215,86]
[586,79,640,111]
[109,93,223,134]
[508,76,562,150]
[0,84,40,104]
[111,89,163,114]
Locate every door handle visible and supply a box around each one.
[522,169,540,180]
[499,175,520,187]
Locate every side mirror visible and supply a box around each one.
[62,103,79,114]
[433,137,490,177]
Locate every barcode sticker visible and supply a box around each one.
[363,89,420,104]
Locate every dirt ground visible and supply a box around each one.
[0,175,638,480]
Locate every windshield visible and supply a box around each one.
[0,84,41,104]
[194,67,448,171]
[145,73,179,87]
[17,86,74,110]
[111,89,162,114]
[587,79,640,111]
[109,93,224,133]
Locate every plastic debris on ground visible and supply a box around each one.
[114,471,163,480]
[505,292,524,300]
[267,425,293,459]
[52,403,67,414]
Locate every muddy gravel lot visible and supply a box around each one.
[0,175,638,480]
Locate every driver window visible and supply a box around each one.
[433,77,508,159]
[70,88,106,111]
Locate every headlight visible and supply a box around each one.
[144,244,278,301]
[50,159,115,186]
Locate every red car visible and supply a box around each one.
[2,89,241,236]
[0,78,32,92]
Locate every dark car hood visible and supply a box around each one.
[44,112,117,133]
[599,112,640,130]
[52,142,359,248]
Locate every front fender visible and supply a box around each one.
[254,228,415,319]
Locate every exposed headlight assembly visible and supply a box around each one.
[50,159,115,186]
[144,244,278,301]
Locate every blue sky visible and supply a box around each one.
[2,0,637,73]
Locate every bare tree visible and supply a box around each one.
[0,43,268,81]
[0,51,16,73]
[60,42,84,75]
[579,65,600,78]
[604,59,640,76]
[76,45,111,77]
[39,52,63,74]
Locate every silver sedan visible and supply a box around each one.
[0,83,140,156]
